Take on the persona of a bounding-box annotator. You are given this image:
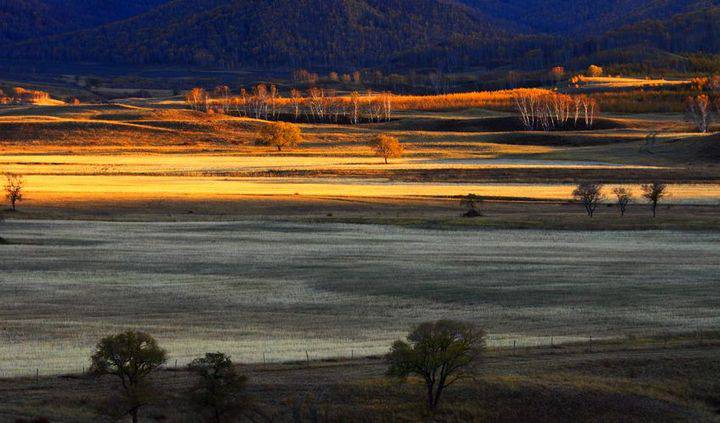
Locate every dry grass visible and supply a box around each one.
[1,219,719,378]
[0,334,718,422]
[575,76,691,89]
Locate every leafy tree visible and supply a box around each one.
[187,352,249,423]
[4,173,23,211]
[572,183,604,217]
[257,122,302,152]
[641,182,668,218]
[370,134,404,164]
[612,187,632,217]
[90,331,167,423]
[387,320,485,411]
[587,64,604,77]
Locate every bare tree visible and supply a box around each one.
[91,331,167,423]
[612,187,632,217]
[290,89,303,121]
[4,173,23,211]
[269,84,279,119]
[350,91,361,124]
[185,88,208,112]
[249,84,269,119]
[686,94,713,133]
[213,85,231,113]
[641,182,668,218]
[380,92,393,121]
[572,183,604,217]
[387,320,485,411]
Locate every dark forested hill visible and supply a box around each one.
[1,0,719,72]
[0,0,168,43]
[5,0,536,69]
[458,0,720,35]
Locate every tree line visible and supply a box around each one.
[186,85,393,124]
[572,182,668,218]
[514,91,599,131]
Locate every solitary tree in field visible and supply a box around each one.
[4,173,23,211]
[387,320,485,411]
[686,94,713,133]
[572,183,604,217]
[612,187,633,217]
[460,193,483,217]
[641,182,668,218]
[91,331,167,423]
[587,65,604,77]
[188,352,249,423]
[370,134,404,164]
[257,121,303,151]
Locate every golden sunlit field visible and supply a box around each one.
[0,97,718,213]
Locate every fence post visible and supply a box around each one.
[306,350,310,364]
[35,368,39,384]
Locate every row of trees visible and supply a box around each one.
[185,85,394,124]
[514,91,598,131]
[90,331,247,423]
[88,320,482,421]
[572,182,668,218]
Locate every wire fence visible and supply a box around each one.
[2,329,715,380]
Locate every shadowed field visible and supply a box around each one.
[1,219,719,378]
[1,334,719,422]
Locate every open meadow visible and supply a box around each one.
[1,219,719,378]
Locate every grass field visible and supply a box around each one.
[0,90,719,421]
[1,219,719,378]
